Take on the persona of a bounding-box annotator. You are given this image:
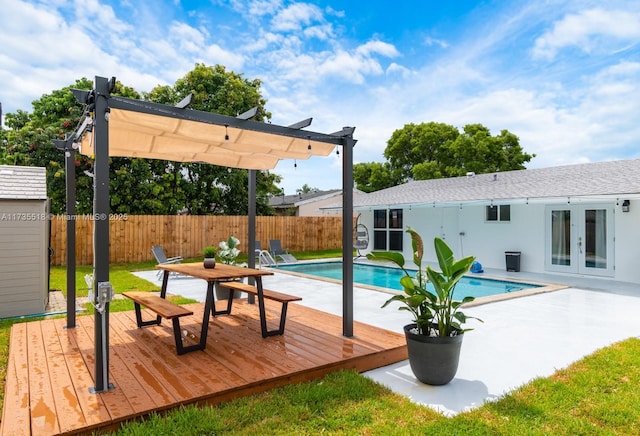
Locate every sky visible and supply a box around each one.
[1,0,639,194]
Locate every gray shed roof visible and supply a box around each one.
[0,165,47,200]
[355,159,640,208]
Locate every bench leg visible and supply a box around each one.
[133,302,162,327]
[172,318,206,355]
[259,301,291,338]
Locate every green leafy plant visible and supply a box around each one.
[367,227,482,337]
[203,246,217,259]
[217,236,241,265]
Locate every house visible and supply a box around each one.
[0,165,50,318]
[352,159,640,284]
[269,189,363,216]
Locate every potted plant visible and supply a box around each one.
[203,246,217,269]
[217,235,241,265]
[367,227,482,385]
[215,235,244,299]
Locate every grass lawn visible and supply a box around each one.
[2,251,639,435]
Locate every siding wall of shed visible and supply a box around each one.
[0,200,49,318]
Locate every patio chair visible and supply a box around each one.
[354,225,369,259]
[255,241,276,266]
[269,239,297,263]
[151,245,183,279]
[354,214,370,259]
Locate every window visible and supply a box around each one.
[373,209,404,251]
[373,231,387,250]
[389,209,403,228]
[486,204,511,222]
[374,210,387,228]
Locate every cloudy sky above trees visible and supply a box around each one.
[1,0,639,193]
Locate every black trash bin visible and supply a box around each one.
[505,251,521,272]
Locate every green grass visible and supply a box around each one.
[107,338,640,435]
[3,253,639,435]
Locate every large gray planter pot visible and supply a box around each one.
[215,279,243,300]
[403,323,464,386]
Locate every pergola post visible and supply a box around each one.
[342,132,355,337]
[65,141,77,328]
[91,76,114,393]
[53,135,77,329]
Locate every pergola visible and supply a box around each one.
[57,76,356,393]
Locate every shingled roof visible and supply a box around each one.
[269,189,341,208]
[355,159,640,208]
[0,165,47,200]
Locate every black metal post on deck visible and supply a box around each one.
[342,132,355,337]
[65,141,77,328]
[91,76,112,393]
[54,135,79,329]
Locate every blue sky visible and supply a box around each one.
[1,0,639,194]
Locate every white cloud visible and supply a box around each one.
[355,40,400,58]
[424,37,449,49]
[271,3,324,32]
[168,22,207,53]
[533,9,640,60]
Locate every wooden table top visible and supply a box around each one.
[156,262,273,281]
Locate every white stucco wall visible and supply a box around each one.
[614,202,640,283]
[357,200,638,284]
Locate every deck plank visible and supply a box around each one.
[26,321,60,436]
[73,316,137,421]
[1,323,31,435]
[42,320,87,434]
[1,300,406,435]
[51,319,112,429]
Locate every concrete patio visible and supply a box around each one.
[131,264,640,417]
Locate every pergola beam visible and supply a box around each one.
[108,97,347,145]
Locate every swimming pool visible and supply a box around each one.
[275,262,542,299]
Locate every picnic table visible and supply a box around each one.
[126,262,281,354]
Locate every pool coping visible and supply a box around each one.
[265,260,568,307]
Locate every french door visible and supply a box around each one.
[545,204,614,276]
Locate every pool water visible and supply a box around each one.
[275,262,541,299]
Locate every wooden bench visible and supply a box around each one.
[123,291,201,355]
[216,281,302,338]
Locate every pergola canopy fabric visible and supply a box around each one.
[79,97,340,169]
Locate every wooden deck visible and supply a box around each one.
[1,299,407,435]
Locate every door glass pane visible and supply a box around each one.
[585,209,607,269]
[551,210,571,266]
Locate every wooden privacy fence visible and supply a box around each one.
[49,215,346,265]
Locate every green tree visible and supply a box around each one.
[296,184,317,194]
[0,78,144,214]
[354,122,535,191]
[353,161,403,193]
[146,63,280,215]
[385,122,460,182]
[0,65,282,215]
[2,78,99,213]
